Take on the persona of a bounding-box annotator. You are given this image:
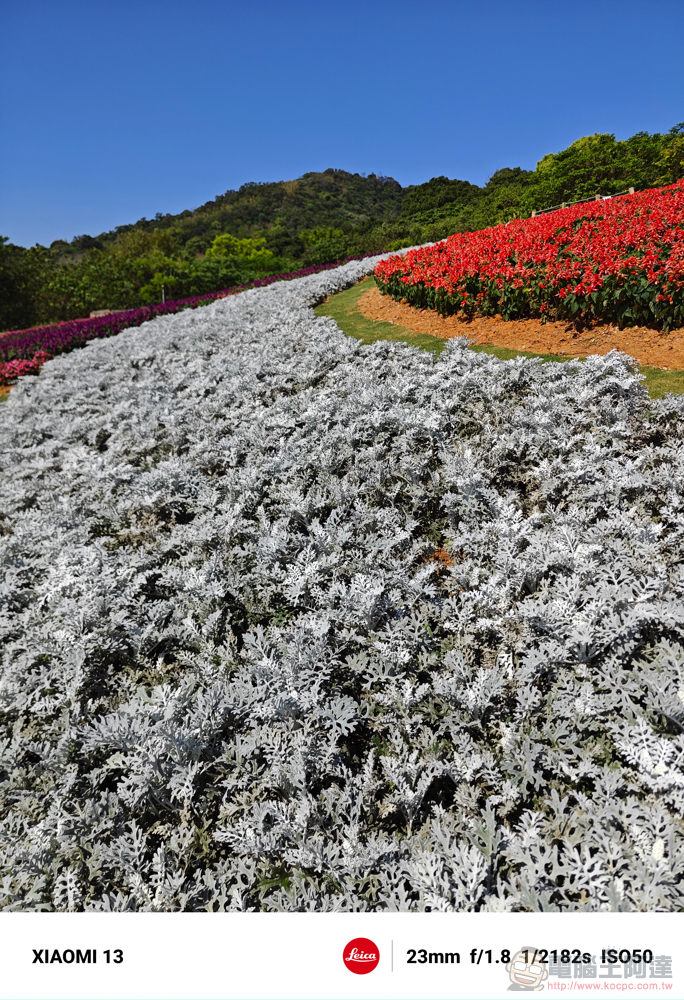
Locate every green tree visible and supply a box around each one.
[0,238,56,331]
[656,124,684,184]
[205,233,277,269]
[299,226,347,265]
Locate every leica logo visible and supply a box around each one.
[346,948,377,962]
[343,938,380,974]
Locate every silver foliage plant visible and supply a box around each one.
[1,255,684,913]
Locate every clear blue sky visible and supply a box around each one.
[2,0,683,248]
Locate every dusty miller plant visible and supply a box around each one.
[1,255,684,912]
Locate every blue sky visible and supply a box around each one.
[2,0,683,248]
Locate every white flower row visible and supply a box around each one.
[1,255,683,912]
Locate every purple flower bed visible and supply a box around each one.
[0,254,378,367]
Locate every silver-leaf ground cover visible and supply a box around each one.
[1,258,684,912]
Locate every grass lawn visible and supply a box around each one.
[316,277,684,399]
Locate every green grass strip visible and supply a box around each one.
[315,276,448,355]
[316,277,684,399]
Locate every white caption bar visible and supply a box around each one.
[1,911,681,1000]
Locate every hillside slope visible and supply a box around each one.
[67,170,405,258]
[61,123,684,256]
[2,124,682,330]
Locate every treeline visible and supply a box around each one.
[2,125,683,331]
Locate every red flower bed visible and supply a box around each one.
[0,351,52,387]
[374,182,684,331]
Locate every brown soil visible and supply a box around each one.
[359,286,684,370]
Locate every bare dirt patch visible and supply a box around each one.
[359,285,684,370]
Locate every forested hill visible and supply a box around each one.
[2,124,683,331]
[70,170,405,261]
[73,125,684,256]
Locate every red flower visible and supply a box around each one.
[374,182,684,331]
